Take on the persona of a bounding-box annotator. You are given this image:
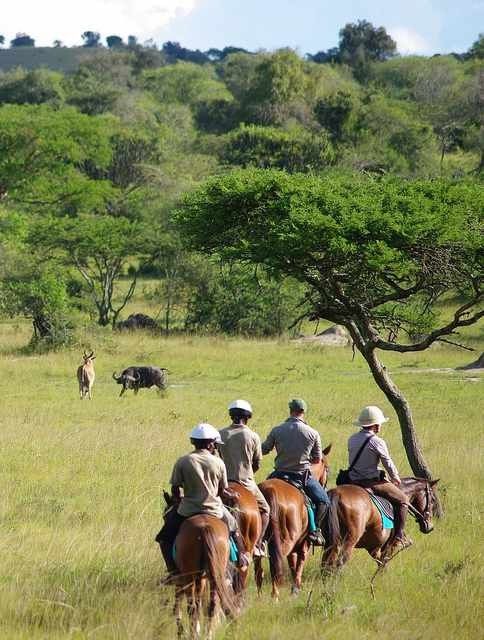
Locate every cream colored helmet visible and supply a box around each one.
[228,399,253,413]
[354,406,389,427]
[190,423,222,443]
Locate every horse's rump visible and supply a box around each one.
[174,515,237,617]
[228,481,261,554]
[328,485,389,547]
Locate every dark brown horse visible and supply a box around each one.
[163,496,238,638]
[227,482,262,592]
[322,477,439,571]
[258,445,333,599]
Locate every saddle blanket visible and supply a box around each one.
[173,537,238,563]
[365,491,394,529]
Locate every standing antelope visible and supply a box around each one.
[77,351,96,399]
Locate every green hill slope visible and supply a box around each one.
[0,47,98,72]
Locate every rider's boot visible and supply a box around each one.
[388,504,413,554]
[231,529,250,570]
[159,540,178,579]
[308,502,328,546]
[253,511,270,557]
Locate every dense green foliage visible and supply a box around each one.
[0,23,482,347]
[177,170,482,339]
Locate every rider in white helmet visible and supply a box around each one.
[348,406,412,554]
[218,399,270,556]
[156,423,249,577]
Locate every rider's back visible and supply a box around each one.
[171,450,226,518]
[263,417,321,473]
[218,424,261,486]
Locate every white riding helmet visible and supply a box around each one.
[353,406,389,427]
[190,423,222,443]
[228,399,253,413]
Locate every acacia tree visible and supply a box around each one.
[33,215,154,327]
[177,169,483,503]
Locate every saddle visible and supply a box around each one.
[363,489,394,528]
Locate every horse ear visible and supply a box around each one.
[430,478,440,487]
[323,444,332,456]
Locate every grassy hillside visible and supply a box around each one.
[0,320,482,638]
[0,47,97,72]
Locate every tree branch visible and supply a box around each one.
[374,298,483,352]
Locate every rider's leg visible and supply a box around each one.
[221,506,250,569]
[371,481,412,550]
[155,509,186,575]
[305,475,330,546]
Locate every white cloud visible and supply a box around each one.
[2,0,202,47]
[389,27,432,55]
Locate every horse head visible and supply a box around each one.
[405,477,439,534]
[163,490,181,517]
[312,444,332,489]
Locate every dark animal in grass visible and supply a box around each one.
[112,366,168,396]
[115,313,159,332]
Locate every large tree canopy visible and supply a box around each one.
[177,169,483,492]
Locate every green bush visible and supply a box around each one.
[185,262,304,336]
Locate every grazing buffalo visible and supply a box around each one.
[112,366,168,396]
[77,351,96,399]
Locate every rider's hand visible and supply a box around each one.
[222,488,239,504]
[393,478,401,486]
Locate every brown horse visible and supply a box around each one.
[322,477,439,571]
[227,481,262,592]
[258,445,333,599]
[163,496,238,638]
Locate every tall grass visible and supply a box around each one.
[0,320,482,638]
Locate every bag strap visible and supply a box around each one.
[348,434,375,471]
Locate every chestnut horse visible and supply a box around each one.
[163,496,238,638]
[227,481,262,592]
[258,445,333,599]
[322,477,439,571]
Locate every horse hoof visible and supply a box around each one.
[291,586,300,597]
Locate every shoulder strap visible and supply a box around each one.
[349,434,375,471]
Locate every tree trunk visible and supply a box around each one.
[346,322,443,516]
[97,303,110,326]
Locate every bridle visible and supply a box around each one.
[409,480,433,533]
[321,458,330,489]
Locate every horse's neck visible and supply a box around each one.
[401,477,425,499]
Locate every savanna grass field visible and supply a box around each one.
[1,309,483,639]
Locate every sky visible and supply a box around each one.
[2,0,483,55]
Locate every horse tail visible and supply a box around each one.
[200,525,238,618]
[325,491,342,550]
[265,487,284,585]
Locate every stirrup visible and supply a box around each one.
[253,542,268,557]
[308,529,325,546]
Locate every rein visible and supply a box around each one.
[407,479,432,525]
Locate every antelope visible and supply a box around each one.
[77,351,96,399]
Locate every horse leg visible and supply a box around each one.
[206,577,219,640]
[292,544,309,595]
[287,552,299,595]
[338,535,358,569]
[174,585,184,638]
[322,542,341,574]
[268,548,281,600]
[254,556,264,595]
[187,579,201,639]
